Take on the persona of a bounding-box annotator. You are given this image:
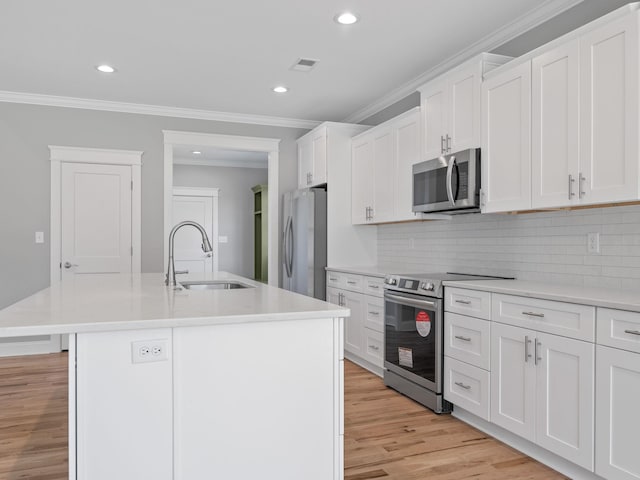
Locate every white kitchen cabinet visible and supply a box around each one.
[596,344,640,480]
[297,126,328,189]
[481,61,532,213]
[532,39,580,209]
[351,108,420,225]
[490,322,595,470]
[420,78,448,159]
[328,286,364,358]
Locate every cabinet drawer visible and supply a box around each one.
[363,328,384,368]
[326,271,343,289]
[364,276,384,297]
[445,287,492,320]
[444,312,490,370]
[492,294,595,341]
[325,271,363,293]
[364,296,384,333]
[444,356,490,421]
[597,308,640,354]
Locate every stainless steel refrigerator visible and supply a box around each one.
[282,188,327,300]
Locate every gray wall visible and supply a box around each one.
[359,92,420,126]
[173,165,268,278]
[0,102,308,309]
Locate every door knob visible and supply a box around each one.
[63,261,78,269]
[205,253,212,258]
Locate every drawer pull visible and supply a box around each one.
[454,381,471,390]
[454,335,471,342]
[522,311,545,318]
[369,285,380,289]
[329,277,338,281]
[455,299,472,305]
[347,281,357,285]
[624,329,640,336]
[368,311,380,316]
[369,345,379,351]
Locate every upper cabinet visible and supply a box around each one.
[351,108,421,225]
[418,53,511,161]
[483,5,640,213]
[297,126,328,189]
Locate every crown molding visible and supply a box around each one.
[343,0,583,123]
[0,90,321,130]
[173,157,268,169]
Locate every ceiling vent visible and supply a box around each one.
[291,58,319,72]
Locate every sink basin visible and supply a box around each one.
[179,280,254,290]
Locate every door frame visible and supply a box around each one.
[49,145,143,285]
[172,186,220,273]
[163,131,280,285]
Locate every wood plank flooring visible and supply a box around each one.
[0,353,566,479]
[344,360,568,480]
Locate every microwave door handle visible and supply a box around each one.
[446,155,456,206]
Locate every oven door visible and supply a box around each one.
[412,148,480,213]
[384,290,442,392]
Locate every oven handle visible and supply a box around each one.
[385,293,437,310]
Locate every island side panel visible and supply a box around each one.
[334,317,345,480]
[173,317,341,480]
[68,334,76,480]
[75,329,173,480]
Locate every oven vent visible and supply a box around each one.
[291,58,319,72]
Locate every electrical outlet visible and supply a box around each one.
[35,231,44,244]
[132,339,169,363]
[587,232,600,254]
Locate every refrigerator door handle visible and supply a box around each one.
[283,217,292,278]
[287,217,294,276]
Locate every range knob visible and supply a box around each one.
[385,276,397,286]
[421,282,435,291]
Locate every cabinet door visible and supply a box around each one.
[394,110,420,221]
[311,130,327,186]
[490,322,536,441]
[351,135,373,225]
[448,64,480,153]
[343,290,364,357]
[298,138,313,189]
[371,129,395,223]
[532,40,580,209]
[421,79,448,159]
[326,286,342,306]
[596,345,640,480]
[580,15,639,204]
[535,333,594,471]
[482,61,532,213]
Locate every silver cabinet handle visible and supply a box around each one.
[369,345,379,351]
[568,174,576,199]
[446,134,451,153]
[525,336,532,362]
[347,280,357,285]
[624,329,640,336]
[522,311,545,318]
[368,311,380,316]
[454,381,471,390]
[579,173,586,199]
[63,261,78,269]
[369,284,379,289]
[535,339,542,365]
[329,277,338,281]
[454,335,471,342]
[455,299,471,305]
[441,135,445,154]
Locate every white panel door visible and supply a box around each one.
[343,290,364,357]
[535,333,594,470]
[61,162,132,279]
[351,135,373,225]
[580,15,639,204]
[394,110,420,221]
[596,345,640,480]
[532,39,580,209]
[421,80,448,159]
[372,129,395,223]
[172,195,214,274]
[482,61,532,213]
[449,64,480,153]
[490,322,536,441]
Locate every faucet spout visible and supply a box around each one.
[166,221,213,287]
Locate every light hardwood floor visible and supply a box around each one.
[0,353,566,479]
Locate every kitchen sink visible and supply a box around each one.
[179,280,254,290]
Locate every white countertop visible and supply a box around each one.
[0,272,349,337]
[443,279,640,313]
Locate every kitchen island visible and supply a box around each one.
[0,272,348,480]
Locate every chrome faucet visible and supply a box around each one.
[166,221,213,287]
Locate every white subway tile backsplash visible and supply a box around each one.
[377,204,640,286]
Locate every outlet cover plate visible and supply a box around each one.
[131,339,169,363]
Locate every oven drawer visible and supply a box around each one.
[364,296,384,333]
[445,312,490,370]
[597,308,640,353]
[364,276,384,297]
[444,356,490,421]
[492,294,595,342]
[445,287,491,320]
[363,328,384,368]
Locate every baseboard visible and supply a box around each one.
[344,352,383,378]
[453,408,604,480]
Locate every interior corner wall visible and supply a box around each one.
[0,102,308,309]
[173,165,268,278]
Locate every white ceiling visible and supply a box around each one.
[173,146,268,169]
[0,0,580,123]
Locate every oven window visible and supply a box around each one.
[413,167,448,206]
[385,299,436,383]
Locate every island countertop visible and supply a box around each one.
[0,272,349,337]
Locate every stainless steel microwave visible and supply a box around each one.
[412,148,481,214]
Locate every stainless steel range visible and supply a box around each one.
[383,272,509,413]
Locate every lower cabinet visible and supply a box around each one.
[596,345,640,480]
[491,322,595,471]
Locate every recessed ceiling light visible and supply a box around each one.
[96,64,116,73]
[273,86,288,94]
[192,151,202,155]
[335,12,359,25]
